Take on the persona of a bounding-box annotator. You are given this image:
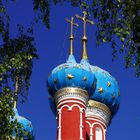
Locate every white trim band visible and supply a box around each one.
[55,87,89,105]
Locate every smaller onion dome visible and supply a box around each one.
[90,66,120,116]
[47,55,96,98]
[12,108,34,139]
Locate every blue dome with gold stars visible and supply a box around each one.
[47,12,120,117]
[12,108,34,139]
[90,65,120,116]
[47,62,120,116]
[47,55,96,98]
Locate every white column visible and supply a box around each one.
[58,109,62,140]
[80,109,84,140]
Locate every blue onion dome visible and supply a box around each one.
[12,108,34,139]
[47,55,96,98]
[90,65,120,116]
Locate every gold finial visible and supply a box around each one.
[98,88,103,93]
[75,11,94,59]
[66,17,78,55]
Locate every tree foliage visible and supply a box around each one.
[0,89,15,139]
[32,0,140,77]
[0,24,38,100]
[0,89,33,140]
[0,0,37,138]
[90,0,140,77]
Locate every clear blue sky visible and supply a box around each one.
[6,0,140,140]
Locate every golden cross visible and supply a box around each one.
[75,11,94,59]
[66,17,78,55]
[75,11,94,38]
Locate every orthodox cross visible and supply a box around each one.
[75,11,94,59]
[66,17,78,55]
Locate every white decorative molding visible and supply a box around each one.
[88,100,111,116]
[86,100,111,126]
[55,87,89,105]
[57,99,86,109]
[80,109,84,140]
[96,127,103,140]
[57,96,87,105]
[86,121,93,140]
[86,117,106,128]
[86,107,110,126]
[58,109,62,140]
[86,120,106,140]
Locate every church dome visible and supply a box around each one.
[12,108,34,139]
[47,12,120,117]
[90,65,120,116]
[47,55,96,98]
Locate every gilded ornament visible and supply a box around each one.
[88,100,111,116]
[98,88,103,93]
[67,74,74,79]
[66,17,78,55]
[82,76,87,81]
[55,87,89,105]
[107,81,111,87]
[75,11,94,59]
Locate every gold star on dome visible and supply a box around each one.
[67,74,74,79]
[98,88,103,93]
[107,81,111,87]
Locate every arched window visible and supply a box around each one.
[96,127,103,140]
